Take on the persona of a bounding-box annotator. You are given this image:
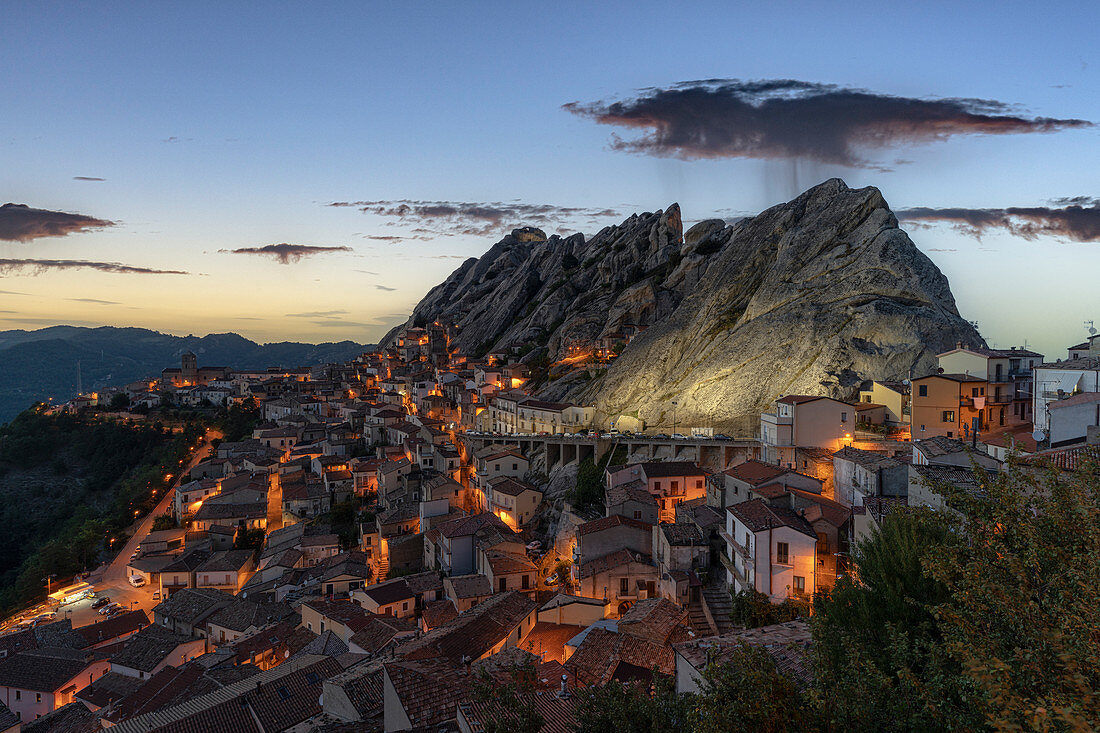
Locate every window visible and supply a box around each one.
[36,693,41,703]
[671,480,679,491]
[512,463,518,471]
[620,577,629,594]
[499,578,507,593]
[972,387,980,397]
[14,691,19,701]
[633,510,641,520]
[402,601,408,611]
[522,574,530,590]
[841,412,848,423]
[918,385,927,397]
[653,481,661,491]
[817,532,828,553]
[776,542,789,564]
[793,576,805,592]
[696,480,703,489]
[942,410,955,423]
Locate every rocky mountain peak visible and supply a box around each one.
[396,179,982,431]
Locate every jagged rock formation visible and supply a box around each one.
[398,179,984,432]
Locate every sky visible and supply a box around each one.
[2,1,1098,356]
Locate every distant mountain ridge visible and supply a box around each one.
[396,178,984,432]
[0,326,371,423]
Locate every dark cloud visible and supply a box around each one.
[374,284,397,292]
[0,203,115,242]
[329,200,622,237]
[222,243,353,264]
[287,310,349,318]
[73,176,105,182]
[68,298,121,305]
[563,79,1092,168]
[0,259,188,275]
[897,201,1100,242]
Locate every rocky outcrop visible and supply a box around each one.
[396,179,983,432]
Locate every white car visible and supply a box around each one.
[129,576,146,588]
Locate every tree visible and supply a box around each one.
[470,660,545,733]
[109,393,130,410]
[925,457,1100,730]
[151,514,177,531]
[234,528,265,550]
[574,674,690,733]
[570,457,604,513]
[811,507,975,732]
[692,642,811,733]
[729,588,808,629]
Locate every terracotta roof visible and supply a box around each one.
[578,549,654,580]
[382,657,469,729]
[358,578,416,607]
[73,609,149,646]
[22,701,99,733]
[0,647,91,692]
[565,627,674,685]
[605,480,654,507]
[833,446,903,470]
[397,591,537,665]
[488,476,539,496]
[1024,443,1100,471]
[673,620,812,687]
[722,460,790,485]
[421,600,459,630]
[74,669,143,708]
[111,625,195,673]
[445,574,493,600]
[577,514,652,536]
[617,598,689,644]
[485,550,537,576]
[727,499,816,538]
[639,461,706,478]
[348,615,418,654]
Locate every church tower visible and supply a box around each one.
[181,351,198,385]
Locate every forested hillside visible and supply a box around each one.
[0,406,201,611]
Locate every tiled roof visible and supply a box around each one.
[445,574,493,600]
[913,435,972,458]
[207,599,293,633]
[578,549,654,580]
[577,514,652,536]
[397,591,537,665]
[358,578,415,607]
[605,480,654,507]
[111,625,195,673]
[485,550,537,575]
[0,647,90,692]
[302,600,373,632]
[193,501,266,521]
[1025,443,1100,471]
[488,476,539,497]
[640,461,706,478]
[723,459,790,485]
[833,446,902,470]
[776,395,828,405]
[324,658,385,721]
[673,620,812,687]
[74,669,143,708]
[1038,356,1100,370]
[22,701,99,733]
[73,609,149,646]
[348,616,418,654]
[196,549,256,573]
[421,600,459,630]
[617,598,689,644]
[153,588,234,625]
[383,657,469,729]
[659,522,705,547]
[727,499,816,538]
[565,627,674,685]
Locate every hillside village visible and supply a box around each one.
[0,321,1097,732]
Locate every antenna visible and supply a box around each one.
[1087,320,1097,336]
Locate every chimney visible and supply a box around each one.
[557,673,570,699]
[255,680,262,696]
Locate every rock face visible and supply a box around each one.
[396,179,984,432]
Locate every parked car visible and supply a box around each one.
[671,433,688,440]
[129,575,146,588]
[100,603,120,615]
[151,591,161,601]
[91,596,110,609]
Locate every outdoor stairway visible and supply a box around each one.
[374,556,390,582]
[702,584,734,634]
[687,602,713,637]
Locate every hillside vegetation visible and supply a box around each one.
[0,406,201,611]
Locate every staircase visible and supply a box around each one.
[702,583,734,634]
[686,602,713,637]
[374,556,390,582]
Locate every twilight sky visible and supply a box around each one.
[2,1,1098,357]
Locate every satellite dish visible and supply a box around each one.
[1031,429,1046,443]
[902,379,911,386]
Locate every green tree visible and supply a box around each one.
[470,660,545,733]
[730,589,808,629]
[925,457,1100,730]
[570,457,604,513]
[573,674,690,733]
[692,642,810,733]
[151,514,177,531]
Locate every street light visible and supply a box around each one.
[42,574,56,596]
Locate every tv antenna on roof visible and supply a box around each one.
[1086,320,1097,336]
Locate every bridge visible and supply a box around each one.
[458,431,761,471]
